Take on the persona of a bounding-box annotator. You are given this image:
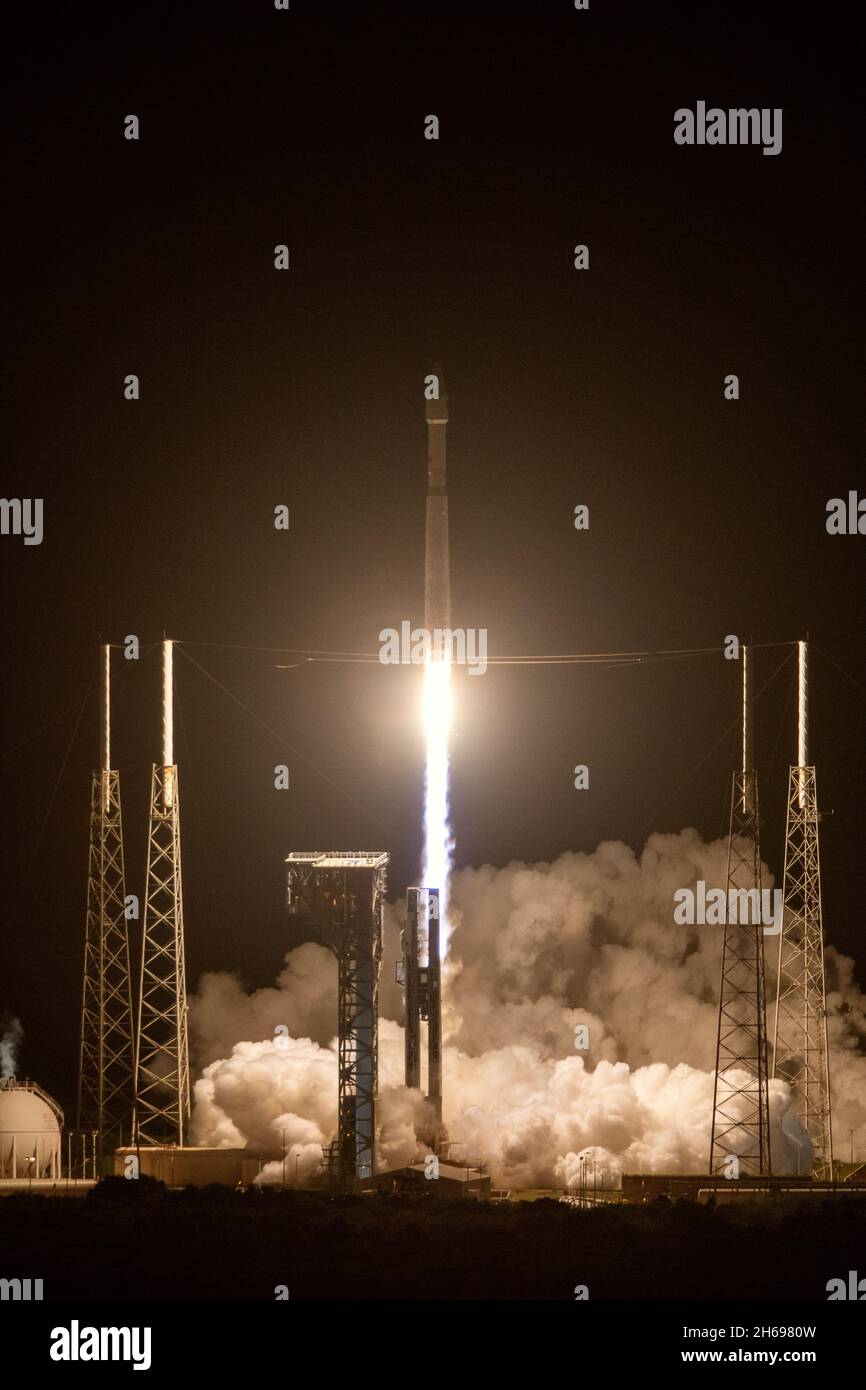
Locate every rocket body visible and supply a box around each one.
[415,375,450,1145]
[424,379,451,638]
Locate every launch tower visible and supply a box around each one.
[285,851,388,1188]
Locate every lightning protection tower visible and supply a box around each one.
[77,643,135,1161]
[710,645,772,1176]
[134,640,190,1146]
[772,640,833,1177]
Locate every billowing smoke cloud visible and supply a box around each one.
[0,1016,23,1079]
[192,1020,430,1183]
[189,831,866,1187]
[192,943,337,1069]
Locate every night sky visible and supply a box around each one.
[3,2,864,1118]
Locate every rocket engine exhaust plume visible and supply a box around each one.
[422,654,453,955]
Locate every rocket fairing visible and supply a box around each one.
[424,369,451,641]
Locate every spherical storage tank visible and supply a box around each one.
[0,1077,63,1179]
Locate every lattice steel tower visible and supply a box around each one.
[134,640,190,1146]
[772,640,833,1177]
[77,644,135,1159]
[710,646,771,1175]
[285,852,388,1188]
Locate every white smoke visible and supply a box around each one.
[191,1020,428,1182]
[189,830,866,1187]
[0,1016,23,1079]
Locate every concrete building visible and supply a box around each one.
[373,1160,490,1200]
[114,1146,267,1187]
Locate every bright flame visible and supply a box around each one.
[422,653,453,957]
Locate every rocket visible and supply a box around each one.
[424,367,451,640]
[404,369,448,1149]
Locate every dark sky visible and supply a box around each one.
[3,2,864,1116]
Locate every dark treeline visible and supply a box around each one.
[2,1180,863,1300]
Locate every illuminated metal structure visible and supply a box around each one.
[285,851,388,1187]
[772,640,833,1176]
[398,887,443,1143]
[134,640,190,1146]
[710,645,771,1175]
[77,644,135,1159]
